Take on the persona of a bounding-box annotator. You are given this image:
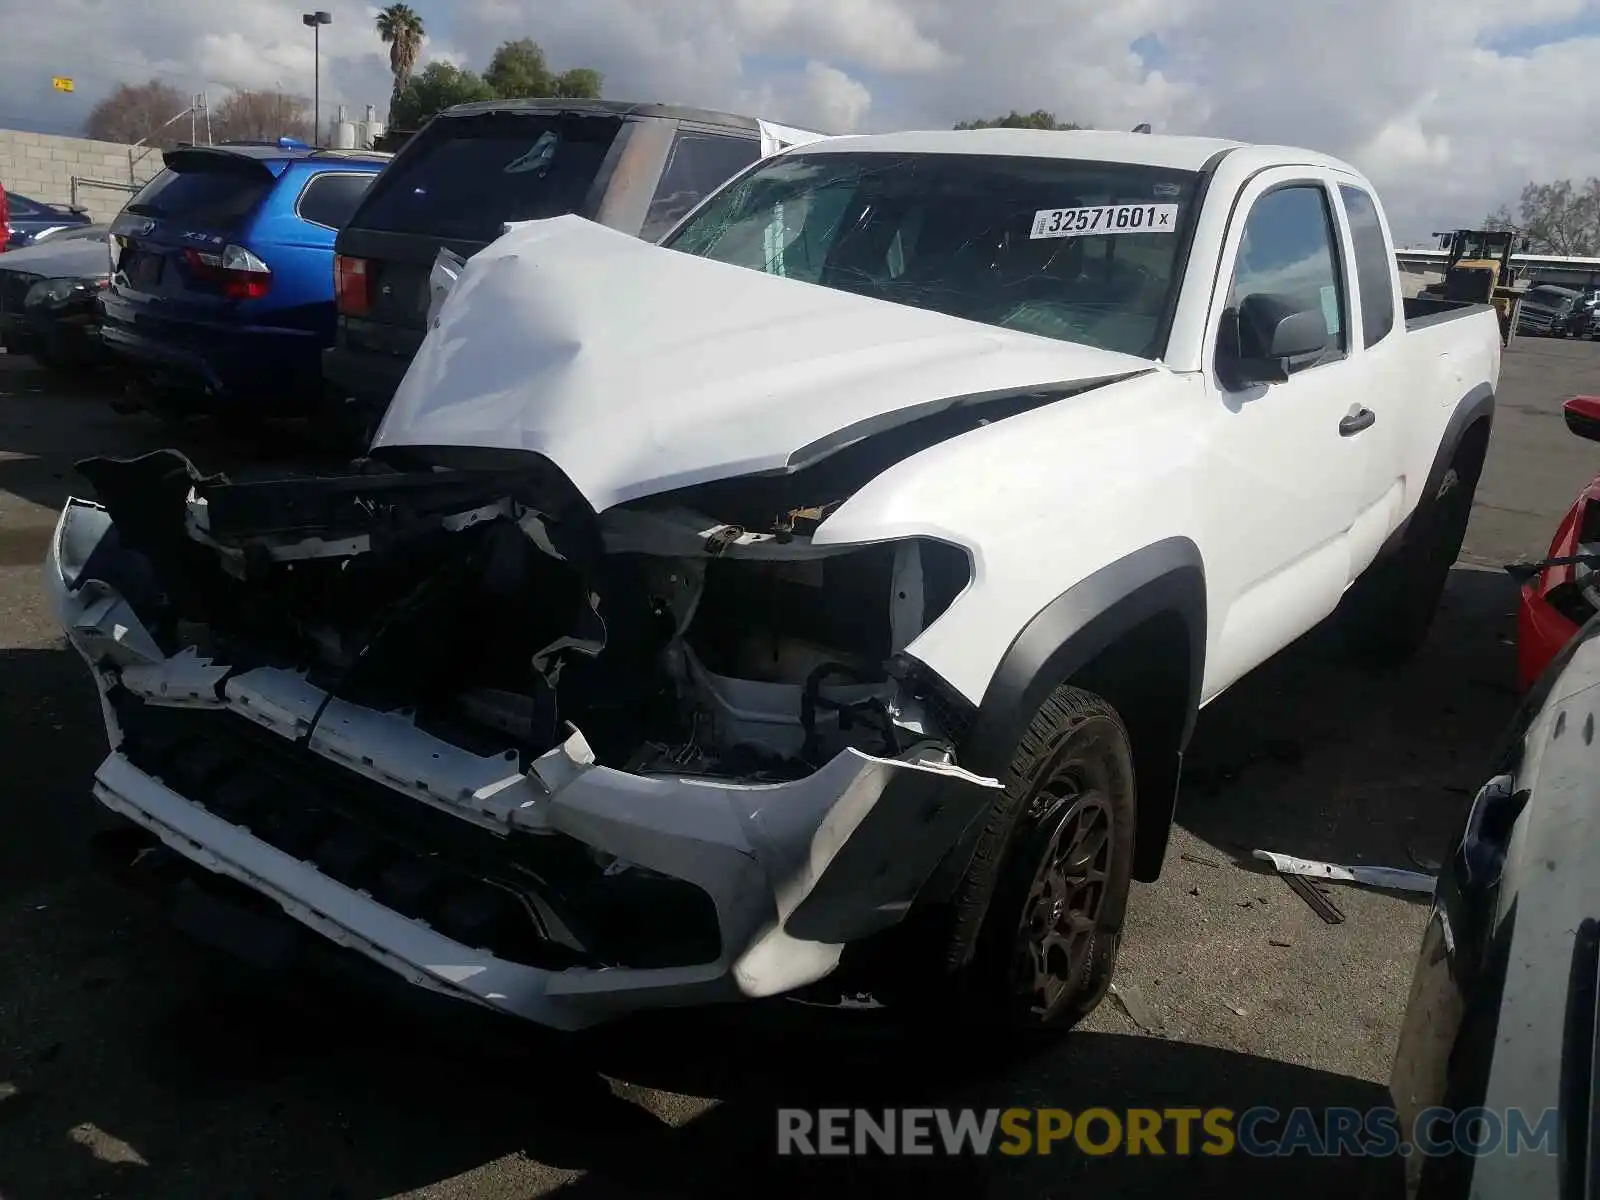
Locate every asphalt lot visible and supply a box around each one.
[0,336,1597,1199]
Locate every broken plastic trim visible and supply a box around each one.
[110,450,603,561]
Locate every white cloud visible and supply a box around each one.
[4,0,1600,243]
[741,61,874,132]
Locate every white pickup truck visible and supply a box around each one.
[46,129,1501,1034]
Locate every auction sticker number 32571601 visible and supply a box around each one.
[1031,204,1180,239]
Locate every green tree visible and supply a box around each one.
[1484,179,1600,256]
[954,110,1082,130]
[376,3,427,119]
[483,38,604,100]
[551,67,603,99]
[484,38,551,96]
[390,62,496,129]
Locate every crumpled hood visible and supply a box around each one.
[373,215,1155,511]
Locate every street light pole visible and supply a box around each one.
[302,11,332,146]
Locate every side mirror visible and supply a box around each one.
[1218,293,1330,387]
[1564,396,1600,443]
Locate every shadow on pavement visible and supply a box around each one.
[1175,563,1519,872]
[0,644,121,903]
[553,1016,1402,1199]
[0,980,1400,1199]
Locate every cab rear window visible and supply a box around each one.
[126,166,273,231]
[350,113,620,242]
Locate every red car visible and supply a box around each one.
[1515,395,1600,690]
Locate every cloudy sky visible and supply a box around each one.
[2,0,1597,244]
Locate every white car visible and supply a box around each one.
[46,129,1501,1033]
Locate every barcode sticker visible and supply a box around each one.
[1030,204,1180,239]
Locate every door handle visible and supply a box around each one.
[1339,407,1376,436]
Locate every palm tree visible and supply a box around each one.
[376,3,426,117]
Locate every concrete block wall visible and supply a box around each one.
[0,129,164,224]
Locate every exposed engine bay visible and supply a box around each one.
[74,447,977,789]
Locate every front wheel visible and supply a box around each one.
[942,686,1137,1030]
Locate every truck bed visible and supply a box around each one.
[1403,294,1496,331]
[1402,294,1497,331]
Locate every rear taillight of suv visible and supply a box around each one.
[184,244,272,300]
[334,254,370,316]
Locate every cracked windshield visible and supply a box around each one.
[664,152,1198,358]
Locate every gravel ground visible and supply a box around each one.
[0,336,1597,1199]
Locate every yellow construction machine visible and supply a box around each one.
[1420,229,1530,346]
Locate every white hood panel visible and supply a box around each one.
[373,215,1155,512]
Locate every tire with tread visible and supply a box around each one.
[940,685,1137,1031]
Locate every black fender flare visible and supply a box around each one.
[1378,383,1495,562]
[926,536,1208,897]
[1424,381,1495,497]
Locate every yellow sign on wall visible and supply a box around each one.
[52,77,74,93]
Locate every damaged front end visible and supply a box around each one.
[47,448,1000,1029]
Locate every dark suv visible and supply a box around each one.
[1515,282,1594,338]
[324,99,821,441]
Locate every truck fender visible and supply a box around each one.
[929,536,1208,896]
[1380,383,1495,561]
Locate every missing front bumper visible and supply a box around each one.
[88,717,996,1030]
[46,489,1002,1029]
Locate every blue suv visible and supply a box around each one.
[2,190,94,250]
[99,139,390,419]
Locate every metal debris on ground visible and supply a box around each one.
[1109,981,1158,1032]
[1282,872,1346,924]
[1268,938,1294,947]
[1253,849,1437,895]
[1180,851,1224,868]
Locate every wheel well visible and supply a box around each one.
[865,545,1204,979]
[824,582,1200,998]
[1454,415,1492,488]
[1066,610,1194,882]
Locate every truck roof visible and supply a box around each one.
[788,129,1358,176]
